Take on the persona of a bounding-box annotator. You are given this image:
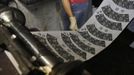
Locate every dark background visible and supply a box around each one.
[83,19,134,75]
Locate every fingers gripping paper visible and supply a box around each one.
[32,0,134,62]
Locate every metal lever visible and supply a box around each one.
[0,5,61,74]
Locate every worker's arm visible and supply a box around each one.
[61,0,73,17]
[61,0,78,31]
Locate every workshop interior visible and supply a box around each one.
[0,0,134,75]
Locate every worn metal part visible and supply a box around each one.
[0,6,25,27]
[0,48,19,75]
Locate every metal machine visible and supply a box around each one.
[0,0,134,75]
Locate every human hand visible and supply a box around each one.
[69,16,78,31]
